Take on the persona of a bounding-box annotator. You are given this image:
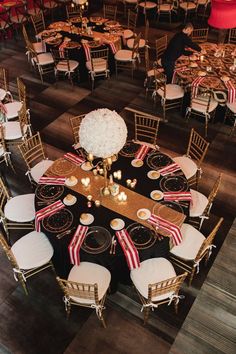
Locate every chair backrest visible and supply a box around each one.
[144,19,149,42]
[50,48,72,71]
[144,45,151,72]
[0,9,11,29]
[195,217,224,263]
[13,2,28,23]
[127,9,137,31]
[203,173,222,216]
[186,128,210,167]
[0,67,8,92]
[148,272,187,302]
[66,3,81,19]
[0,178,10,216]
[22,24,30,46]
[154,70,167,98]
[132,32,142,58]
[135,112,160,145]
[228,28,236,44]
[90,47,109,72]
[18,103,32,138]
[17,77,26,103]
[18,131,46,169]
[70,114,85,145]
[155,34,168,59]
[31,11,45,35]
[0,125,8,164]
[56,277,100,305]
[103,3,117,20]
[191,28,209,43]
[190,87,212,115]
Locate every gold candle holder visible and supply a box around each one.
[95,200,101,207]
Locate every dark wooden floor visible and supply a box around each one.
[0,5,236,354]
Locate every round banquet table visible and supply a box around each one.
[35,143,190,292]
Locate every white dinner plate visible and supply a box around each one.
[80,213,94,225]
[110,218,125,231]
[131,159,144,168]
[65,176,78,187]
[150,190,164,201]
[221,76,230,82]
[198,71,206,77]
[81,162,93,171]
[147,170,160,180]
[63,195,77,206]
[137,208,151,220]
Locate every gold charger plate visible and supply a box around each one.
[35,184,64,201]
[42,208,73,233]
[49,158,77,176]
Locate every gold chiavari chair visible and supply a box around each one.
[127,20,149,61]
[123,9,138,41]
[0,7,12,41]
[179,0,197,22]
[4,77,26,121]
[144,48,163,99]
[103,3,117,20]
[152,70,184,122]
[86,47,110,90]
[18,131,54,184]
[27,0,43,16]
[115,32,141,78]
[191,27,209,43]
[66,3,81,19]
[22,24,45,59]
[130,257,187,324]
[56,262,111,327]
[156,0,175,23]
[173,128,210,188]
[69,114,86,150]
[189,173,222,230]
[134,111,160,146]
[0,232,54,295]
[224,101,236,136]
[31,11,46,37]
[228,28,236,44]
[170,218,224,286]
[138,0,157,24]
[186,87,218,137]
[0,177,35,240]
[155,34,168,61]
[29,45,54,83]
[50,48,79,86]
[0,125,14,170]
[0,67,12,102]
[123,0,138,18]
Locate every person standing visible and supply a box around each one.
[161,23,202,83]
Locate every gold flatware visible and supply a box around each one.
[113,240,117,255]
[110,236,115,254]
[57,227,76,240]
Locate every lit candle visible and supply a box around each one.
[130,179,137,188]
[95,200,101,207]
[99,169,104,175]
[92,169,98,176]
[122,193,127,201]
[118,193,123,201]
[113,171,117,178]
[117,170,122,180]
[126,179,132,187]
[88,153,94,162]
[200,55,204,63]
[107,157,112,165]
[87,195,92,201]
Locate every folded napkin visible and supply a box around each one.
[225,80,236,104]
[192,76,206,98]
[147,214,182,246]
[35,200,65,232]
[135,145,150,160]
[158,162,181,176]
[109,42,117,54]
[38,176,66,185]
[163,191,192,202]
[59,41,68,58]
[172,66,189,84]
[64,152,85,165]
[83,43,91,61]
[68,225,88,265]
[116,229,140,270]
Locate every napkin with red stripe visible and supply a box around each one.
[225,80,236,104]
[68,225,88,265]
[147,214,182,246]
[158,162,181,176]
[35,200,65,232]
[135,145,150,160]
[163,191,192,202]
[83,43,91,61]
[64,152,85,165]
[38,176,66,185]
[172,66,189,84]
[109,42,117,54]
[192,76,206,97]
[116,229,140,270]
[59,41,68,58]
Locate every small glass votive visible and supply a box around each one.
[130,179,137,189]
[200,55,204,62]
[95,200,101,207]
[122,193,127,201]
[126,179,132,187]
[99,168,104,175]
[117,170,122,180]
[92,169,98,176]
[87,201,92,208]
[87,195,92,201]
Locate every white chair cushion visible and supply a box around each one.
[4,101,22,120]
[123,29,134,40]
[86,58,107,72]
[34,52,54,65]
[56,60,79,72]
[157,84,184,100]
[190,188,208,217]
[33,41,45,54]
[125,0,138,3]
[159,4,173,11]
[192,96,218,114]
[115,49,135,62]
[139,1,157,9]
[180,2,196,10]
[197,0,208,4]
[68,262,111,304]
[127,38,145,49]
[170,223,205,260]
[173,155,198,179]
[0,88,7,101]
[2,122,27,140]
[130,258,176,301]
[11,231,53,269]
[4,194,35,222]
[30,159,54,183]
[226,101,236,114]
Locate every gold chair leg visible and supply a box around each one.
[188,268,195,286]
[143,306,150,325]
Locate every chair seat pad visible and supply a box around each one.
[115,49,136,61]
[34,52,54,65]
[30,159,54,183]
[4,101,22,120]
[192,96,218,114]
[56,60,79,72]
[139,1,157,9]
[197,0,208,4]
[86,58,107,72]
[0,88,7,101]
[170,223,205,260]
[173,155,198,179]
[11,231,53,269]
[68,262,111,304]
[226,101,236,114]
[33,41,45,54]
[125,0,138,3]
[190,188,208,217]
[127,38,145,49]
[180,2,196,10]
[159,4,173,11]
[2,122,26,140]
[157,84,184,100]
[130,258,176,301]
[4,194,35,222]
[123,29,134,40]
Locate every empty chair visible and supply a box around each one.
[0,125,14,170]
[170,218,224,285]
[103,3,117,20]
[130,257,187,324]
[144,47,163,99]
[0,231,54,294]
[0,67,12,102]
[69,114,86,150]
[228,28,236,44]
[138,1,157,23]
[155,34,168,65]
[18,132,54,184]
[4,77,26,121]
[51,48,79,86]
[66,3,81,19]
[127,20,149,55]
[56,262,111,327]
[123,0,138,17]
[156,0,176,23]
[123,9,138,41]
[31,11,45,38]
[85,47,110,90]
[134,111,160,146]
[29,45,54,83]
[179,0,197,22]
[22,24,45,58]
[27,0,42,16]
[191,27,209,43]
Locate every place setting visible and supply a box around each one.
[126,223,157,250]
[81,226,112,254]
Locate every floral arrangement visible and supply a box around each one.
[79,108,127,158]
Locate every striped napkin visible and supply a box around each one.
[163,191,192,202]
[38,176,66,185]
[64,152,85,165]
[35,200,65,232]
[109,42,117,54]
[59,41,68,58]
[172,66,189,84]
[68,225,88,265]
[135,145,150,160]
[116,229,140,270]
[158,162,181,176]
[148,214,182,246]
[83,43,91,61]
[192,76,206,98]
[225,80,236,104]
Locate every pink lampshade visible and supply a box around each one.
[208,0,236,29]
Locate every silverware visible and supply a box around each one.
[37,201,53,206]
[113,240,117,255]
[110,236,115,254]
[57,227,76,240]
